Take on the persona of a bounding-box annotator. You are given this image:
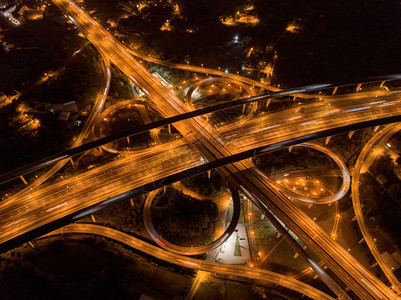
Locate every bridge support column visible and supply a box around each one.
[69,157,74,165]
[168,124,171,134]
[356,83,362,92]
[28,241,35,249]
[352,215,357,221]
[126,136,130,145]
[130,198,135,207]
[308,204,312,209]
[358,237,365,244]
[348,131,355,139]
[19,175,28,185]
[374,125,380,132]
[91,214,96,222]
[242,104,246,114]
[276,232,281,238]
[332,86,338,96]
[266,98,271,108]
[292,95,297,101]
[378,80,390,91]
[294,252,299,259]
[288,145,293,153]
[313,274,318,280]
[325,136,331,145]
[328,202,332,207]
[207,170,211,179]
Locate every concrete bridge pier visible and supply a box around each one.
[19,175,28,185]
[348,131,355,139]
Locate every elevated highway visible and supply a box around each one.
[45,2,401,296]
[42,223,336,300]
[0,0,400,298]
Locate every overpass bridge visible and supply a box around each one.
[1,0,401,298]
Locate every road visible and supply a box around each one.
[352,123,401,293]
[0,84,388,186]
[252,142,350,204]
[0,1,399,298]
[51,3,396,297]
[0,140,203,245]
[92,98,159,153]
[142,183,240,256]
[125,49,281,92]
[42,223,336,300]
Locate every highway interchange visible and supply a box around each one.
[53,2,398,298]
[0,0,401,298]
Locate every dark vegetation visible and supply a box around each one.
[96,194,146,237]
[181,170,227,196]
[192,87,249,126]
[26,44,102,109]
[0,6,82,92]
[363,152,401,248]
[101,107,154,150]
[316,128,375,168]
[209,106,244,126]
[107,65,135,101]
[0,101,77,173]
[0,7,102,173]
[152,188,219,246]
[85,1,401,88]
[272,1,401,87]
[253,146,336,176]
[149,64,188,85]
[0,236,193,299]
